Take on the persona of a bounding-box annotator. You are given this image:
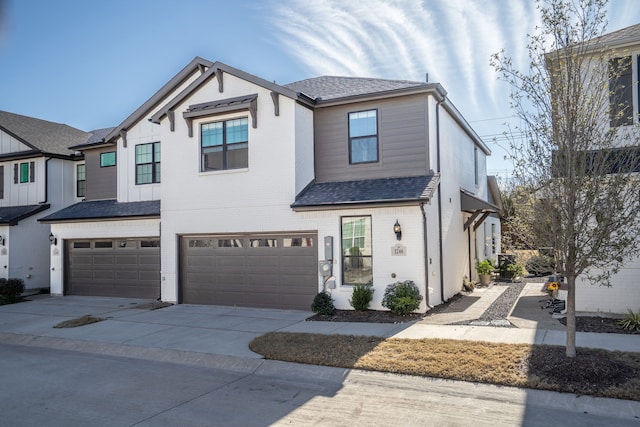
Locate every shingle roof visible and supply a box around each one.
[588,23,640,47]
[0,110,90,156]
[284,76,433,101]
[69,127,117,150]
[0,204,50,225]
[39,199,160,222]
[291,175,439,210]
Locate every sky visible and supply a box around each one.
[0,0,638,179]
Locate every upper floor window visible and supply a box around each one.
[609,55,637,128]
[201,117,248,171]
[76,163,86,197]
[135,142,161,184]
[100,151,116,167]
[348,110,378,164]
[474,147,479,186]
[14,161,34,184]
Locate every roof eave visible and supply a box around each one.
[291,198,429,212]
[39,213,161,224]
[313,84,446,107]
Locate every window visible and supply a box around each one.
[474,147,479,186]
[76,164,86,197]
[201,117,248,171]
[341,216,373,286]
[14,162,34,184]
[348,110,378,164]
[135,142,161,184]
[100,151,116,167]
[609,56,635,128]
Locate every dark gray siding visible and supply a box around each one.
[85,147,117,200]
[314,94,430,182]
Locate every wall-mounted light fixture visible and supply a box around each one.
[49,233,57,246]
[0,235,5,246]
[393,220,402,241]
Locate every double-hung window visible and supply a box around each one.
[341,216,373,286]
[348,110,378,164]
[76,163,86,197]
[609,55,638,128]
[135,142,161,184]
[201,117,248,171]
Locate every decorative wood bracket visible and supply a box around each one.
[215,68,223,93]
[120,130,127,148]
[270,91,280,116]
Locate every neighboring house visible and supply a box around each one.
[570,23,640,313]
[41,57,501,312]
[0,110,88,290]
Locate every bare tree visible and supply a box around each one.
[492,0,640,357]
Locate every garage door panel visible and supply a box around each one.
[66,238,160,299]
[181,233,317,310]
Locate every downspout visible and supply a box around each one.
[420,202,432,309]
[436,98,445,304]
[39,157,52,205]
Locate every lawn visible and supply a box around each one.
[249,332,640,401]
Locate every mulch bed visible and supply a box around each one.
[559,316,639,335]
[308,310,423,323]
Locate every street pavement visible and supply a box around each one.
[0,284,638,425]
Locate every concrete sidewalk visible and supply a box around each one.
[0,289,638,358]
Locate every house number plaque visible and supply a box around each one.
[391,244,407,256]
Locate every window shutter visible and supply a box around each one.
[0,166,4,199]
[13,164,18,184]
[30,161,35,182]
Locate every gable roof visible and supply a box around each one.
[0,110,89,157]
[39,199,160,223]
[291,175,439,211]
[284,76,440,103]
[150,61,303,125]
[70,127,117,150]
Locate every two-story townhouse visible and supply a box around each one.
[569,23,640,314]
[40,57,217,298]
[0,110,87,290]
[42,57,501,312]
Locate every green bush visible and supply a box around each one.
[349,284,374,311]
[0,278,24,304]
[311,292,335,315]
[476,259,494,275]
[525,255,554,276]
[618,309,640,332]
[382,280,423,315]
[506,263,524,281]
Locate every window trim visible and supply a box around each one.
[100,151,117,168]
[348,109,379,165]
[135,142,161,185]
[200,117,249,172]
[608,53,640,128]
[76,163,86,198]
[341,215,373,286]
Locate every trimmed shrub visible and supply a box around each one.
[311,292,335,315]
[382,280,423,315]
[525,255,554,276]
[506,263,524,282]
[0,278,25,304]
[349,284,374,311]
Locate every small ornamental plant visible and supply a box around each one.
[349,284,374,311]
[311,292,335,315]
[476,259,494,276]
[381,280,423,315]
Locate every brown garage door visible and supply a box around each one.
[181,233,318,310]
[65,238,160,298]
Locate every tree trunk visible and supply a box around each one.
[565,275,576,357]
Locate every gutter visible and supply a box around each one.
[420,202,432,309]
[39,157,52,205]
[436,98,445,304]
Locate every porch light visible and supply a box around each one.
[0,235,4,246]
[393,220,402,241]
[49,233,57,246]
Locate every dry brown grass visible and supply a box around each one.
[53,315,105,328]
[250,332,640,401]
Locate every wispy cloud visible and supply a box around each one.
[269,0,535,118]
